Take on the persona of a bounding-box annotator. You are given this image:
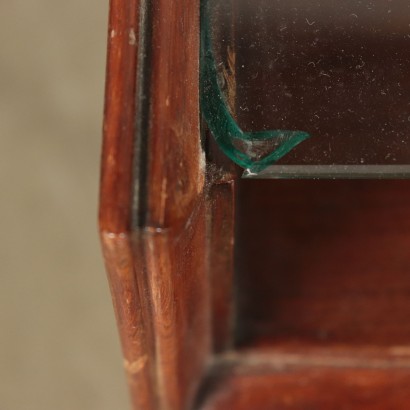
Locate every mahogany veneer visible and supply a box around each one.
[200,362,410,410]
[99,1,410,409]
[236,180,410,347]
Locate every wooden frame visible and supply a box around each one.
[99,1,235,408]
[100,1,410,409]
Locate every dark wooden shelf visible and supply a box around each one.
[200,355,410,410]
[236,179,410,347]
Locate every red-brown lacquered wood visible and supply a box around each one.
[145,0,205,230]
[206,133,237,353]
[199,352,410,410]
[99,1,157,408]
[99,1,410,408]
[204,0,238,354]
[142,201,210,410]
[99,0,140,234]
[99,0,211,409]
[208,180,236,353]
[101,232,156,410]
[236,180,410,347]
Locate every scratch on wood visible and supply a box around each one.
[129,29,137,46]
[159,177,168,226]
[124,355,148,374]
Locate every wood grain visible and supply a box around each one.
[99,1,410,409]
[145,0,205,231]
[236,180,410,346]
[101,232,156,410]
[99,0,140,234]
[99,0,212,409]
[199,354,410,410]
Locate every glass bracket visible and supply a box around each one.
[200,0,310,174]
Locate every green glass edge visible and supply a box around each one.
[200,0,311,173]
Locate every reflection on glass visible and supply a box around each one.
[201,0,410,178]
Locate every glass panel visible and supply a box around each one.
[201,0,410,178]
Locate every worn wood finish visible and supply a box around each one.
[99,0,140,234]
[199,354,410,410]
[140,1,210,409]
[145,0,205,230]
[99,1,156,408]
[141,202,210,410]
[100,1,410,409]
[99,0,213,409]
[101,233,156,410]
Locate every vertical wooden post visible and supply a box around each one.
[100,1,214,409]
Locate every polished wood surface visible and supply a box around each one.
[99,0,140,234]
[100,1,154,408]
[236,180,410,347]
[200,354,410,410]
[99,1,214,409]
[100,1,410,409]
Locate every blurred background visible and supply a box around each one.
[0,1,129,409]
